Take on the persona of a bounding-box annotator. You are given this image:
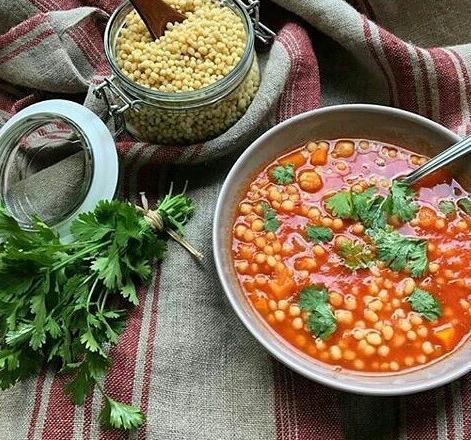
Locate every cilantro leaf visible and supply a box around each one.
[387,180,418,222]
[370,228,428,277]
[305,225,333,243]
[457,197,471,215]
[325,191,353,218]
[407,288,442,321]
[298,285,336,340]
[438,200,456,216]
[338,239,375,270]
[99,397,145,431]
[271,163,295,184]
[261,202,280,232]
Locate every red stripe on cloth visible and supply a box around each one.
[405,390,439,440]
[26,372,47,440]
[461,377,471,439]
[41,375,77,439]
[377,27,418,114]
[449,49,471,134]
[362,17,395,106]
[274,362,343,440]
[415,48,433,120]
[0,29,54,64]
[428,48,462,131]
[97,276,155,440]
[137,267,162,440]
[275,22,320,123]
[0,14,46,47]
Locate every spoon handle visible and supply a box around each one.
[402,136,471,186]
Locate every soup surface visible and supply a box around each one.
[231,139,471,373]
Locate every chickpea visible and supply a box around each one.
[366,332,382,346]
[274,310,285,322]
[353,359,365,370]
[236,261,249,274]
[329,345,342,361]
[417,326,428,338]
[352,223,364,235]
[352,328,365,340]
[254,253,266,264]
[404,356,415,367]
[278,300,289,311]
[313,245,325,257]
[406,330,417,341]
[335,310,353,325]
[392,333,406,347]
[344,350,356,361]
[416,354,427,364]
[422,341,434,355]
[329,291,343,307]
[234,224,247,238]
[289,305,301,317]
[429,262,439,273]
[332,218,344,231]
[344,295,357,310]
[322,217,334,227]
[239,203,252,215]
[403,278,416,295]
[281,199,295,212]
[368,298,383,312]
[364,309,379,323]
[268,300,278,311]
[334,140,355,158]
[254,237,266,249]
[378,345,390,357]
[409,314,423,326]
[399,319,412,332]
[292,317,304,330]
[389,361,400,371]
[299,171,323,193]
[457,220,468,231]
[308,207,321,219]
[315,339,327,350]
[363,344,376,356]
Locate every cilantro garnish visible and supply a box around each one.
[337,239,375,270]
[325,191,353,219]
[261,202,280,232]
[298,285,336,340]
[271,163,295,184]
[305,225,333,243]
[388,180,418,222]
[439,200,456,216]
[457,197,471,215]
[407,288,442,321]
[0,191,195,431]
[369,228,428,277]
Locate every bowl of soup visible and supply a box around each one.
[213,104,471,395]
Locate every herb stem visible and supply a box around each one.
[52,240,112,272]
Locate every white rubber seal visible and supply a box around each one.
[0,99,119,240]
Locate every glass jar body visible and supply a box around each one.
[103,0,260,145]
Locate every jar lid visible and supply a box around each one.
[0,99,118,238]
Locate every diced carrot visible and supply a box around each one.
[310,147,328,166]
[279,151,306,168]
[253,297,269,315]
[434,325,456,349]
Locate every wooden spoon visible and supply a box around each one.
[129,0,186,39]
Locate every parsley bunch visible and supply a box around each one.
[0,193,194,431]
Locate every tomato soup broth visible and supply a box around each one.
[231,139,471,373]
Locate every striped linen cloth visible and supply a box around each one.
[0,0,470,439]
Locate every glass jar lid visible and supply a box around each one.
[0,100,118,238]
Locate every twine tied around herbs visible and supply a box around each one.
[137,192,204,261]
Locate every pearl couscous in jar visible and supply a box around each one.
[102,0,261,145]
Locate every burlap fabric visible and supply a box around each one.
[0,0,471,439]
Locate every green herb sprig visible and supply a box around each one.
[407,288,442,321]
[271,163,295,184]
[0,190,195,431]
[298,285,336,340]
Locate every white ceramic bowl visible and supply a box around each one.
[213,104,471,395]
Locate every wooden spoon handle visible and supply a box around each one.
[129,0,186,39]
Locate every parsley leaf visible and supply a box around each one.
[338,239,375,270]
[438,200,455,216]
[100,396,145,431]
[261,202,280,232]
[407,288,442,321]
[271,163,295,184]
[370,228,428,277]
[387,180,418,222]
[305,225,333,243]
[457,197,471,215]
[298,285,336,340]
[325,191,353,218]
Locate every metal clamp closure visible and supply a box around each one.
[239,0,276,44]
[93,76,142,136]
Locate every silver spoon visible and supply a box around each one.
[402,136,471,185]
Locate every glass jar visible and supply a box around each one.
[97,0,270,145]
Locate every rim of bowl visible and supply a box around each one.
[213,103,469,396]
